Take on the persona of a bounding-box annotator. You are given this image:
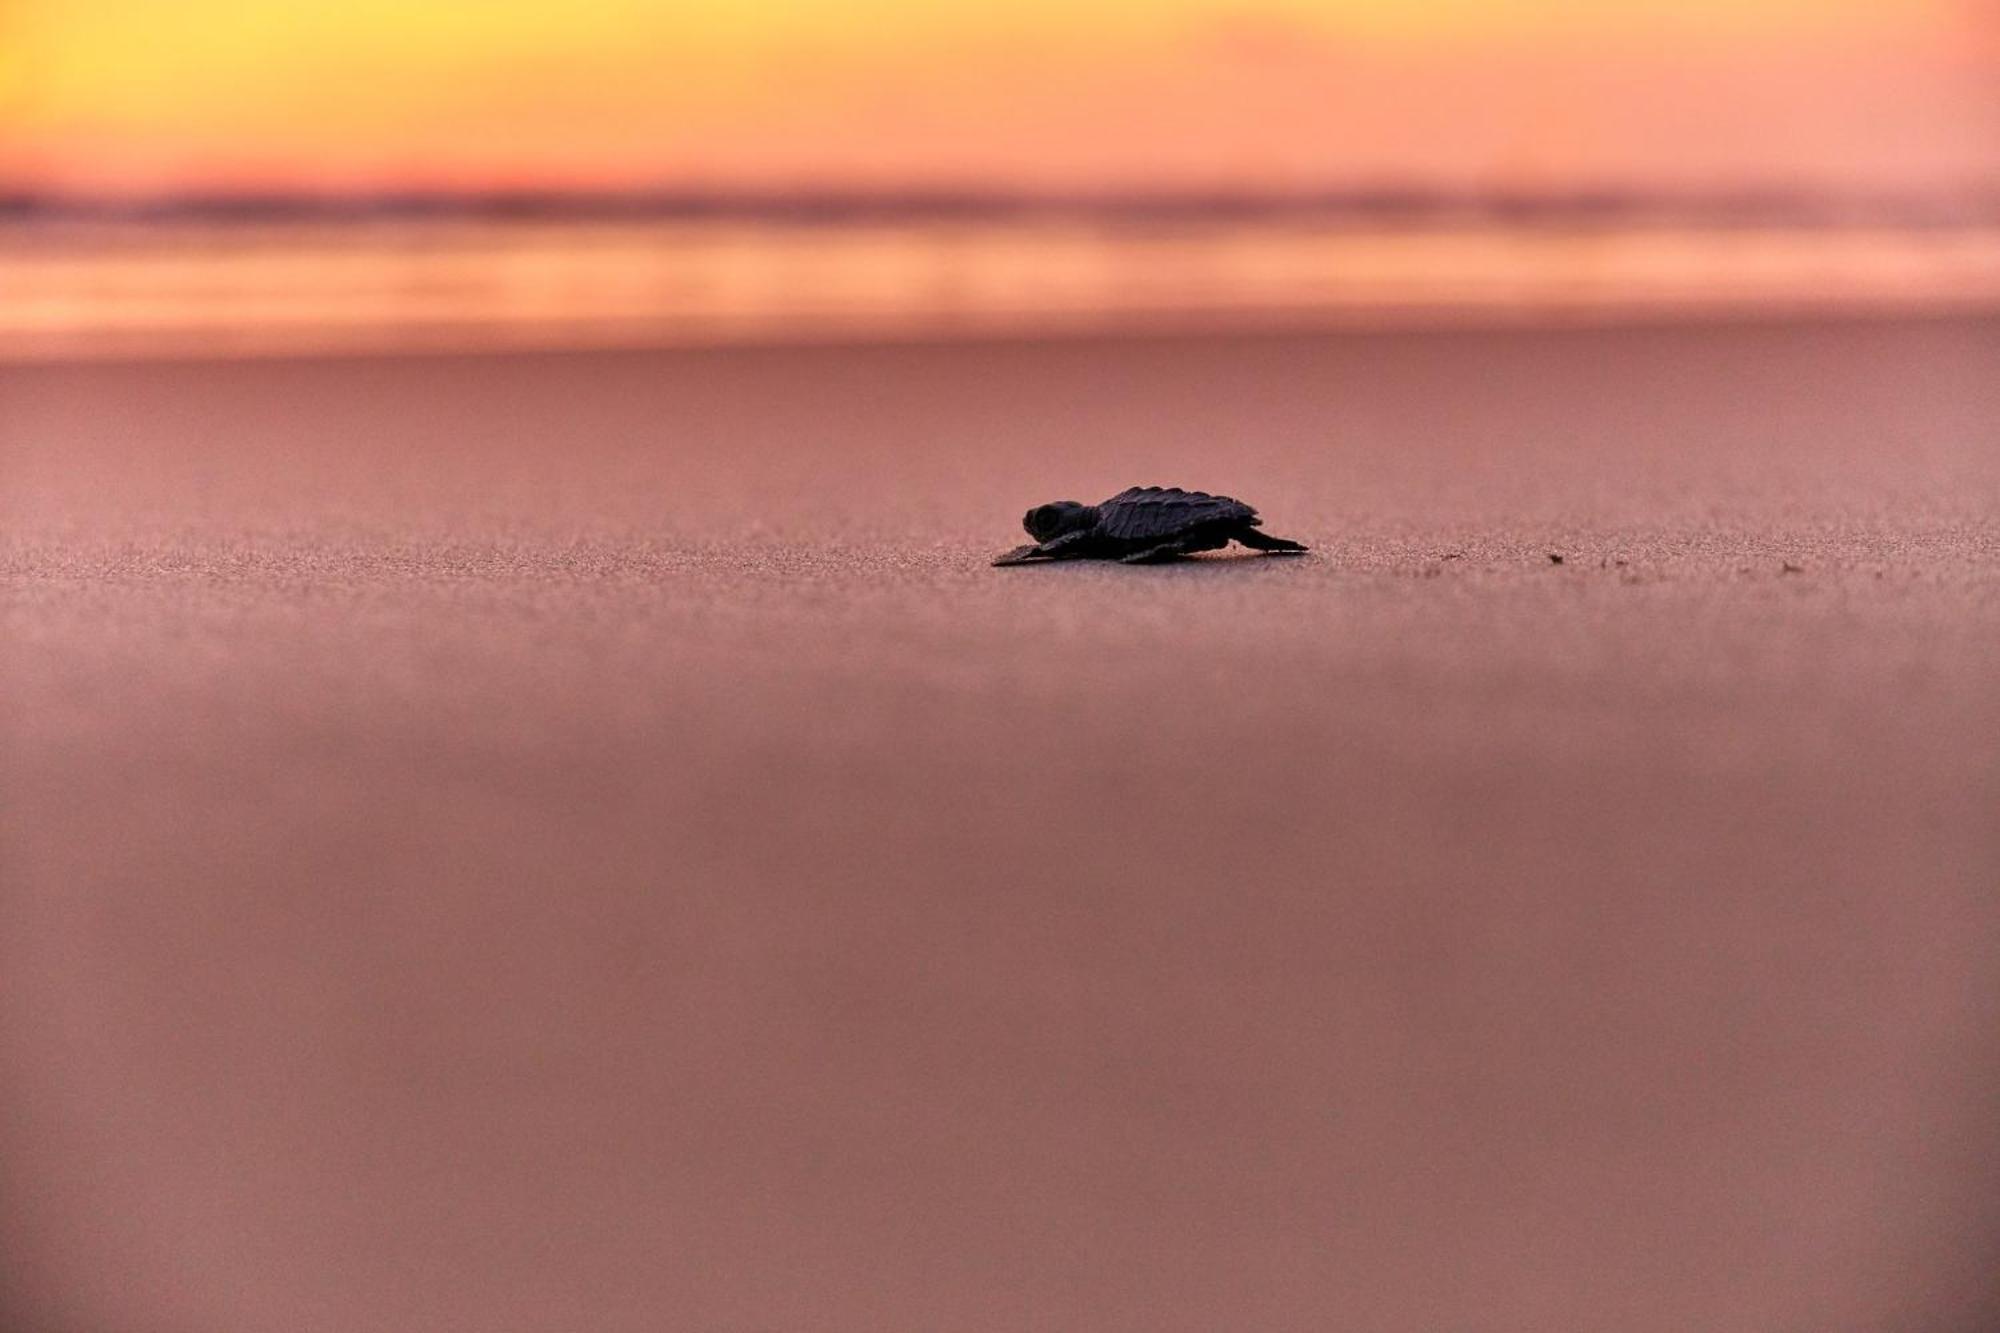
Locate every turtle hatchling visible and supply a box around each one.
[992,486,1308,565]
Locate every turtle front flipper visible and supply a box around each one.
[993,532,1091,564]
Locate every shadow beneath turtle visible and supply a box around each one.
[991,547,1311,572]
[1114,554,1313,576]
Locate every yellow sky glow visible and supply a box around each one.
[2,0,1994,193]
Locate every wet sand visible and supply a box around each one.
[4,318,1998,1331]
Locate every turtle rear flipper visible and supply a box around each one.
[1233,528,1307,553]
[1119,540,1195,563]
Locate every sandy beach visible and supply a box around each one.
[4,316,1998,1330]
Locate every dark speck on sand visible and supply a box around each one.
[4,317,1998,1333]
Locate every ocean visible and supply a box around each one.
[5,214,1999,359]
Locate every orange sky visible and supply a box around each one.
[2,0,1995,194]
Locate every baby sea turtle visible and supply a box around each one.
[992,486,1308,565]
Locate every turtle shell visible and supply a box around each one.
[1096,486,1257,543]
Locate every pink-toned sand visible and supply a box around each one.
[3,318,1998,1332]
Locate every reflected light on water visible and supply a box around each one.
[5,218,2000,360]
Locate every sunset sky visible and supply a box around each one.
[2,0,1995,195]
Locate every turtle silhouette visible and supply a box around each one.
[992,486,1308,565]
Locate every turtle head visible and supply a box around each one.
[1023,501,1096,542]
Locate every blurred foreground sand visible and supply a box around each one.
[3,318,1998,1331]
